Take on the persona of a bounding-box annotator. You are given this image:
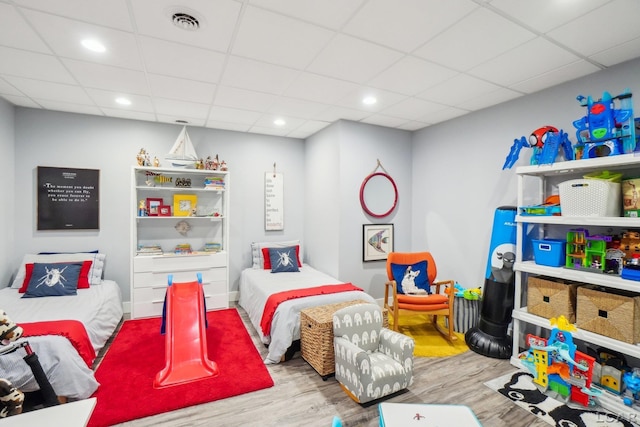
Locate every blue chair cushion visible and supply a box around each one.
[391,261,430,294]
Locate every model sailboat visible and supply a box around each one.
[165,126,198,168]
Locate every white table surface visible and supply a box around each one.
[0,397,96,427]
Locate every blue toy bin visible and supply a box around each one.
[532,239,566,267]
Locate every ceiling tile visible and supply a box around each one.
[267,97,330,120]
[14,0,133,31]
[21,9,142,70]
[510,60,601,94]
[99,108,157,122]
[34,99,103,116]
[417,74,502,105]
[0,3,51,53]
[468,37,582,86]
[3,76,93,105]
[232,6,334,69]
[343,0,478,52]
[420,106,469,124]
[313,105,370,122]
[360,114,410,128]
[84,88,154,112]
[249,0,365,30]
[488,0,611,33]
[154,98,210,121]
[147,74,216,104]
[131,0,241,52]
[62,58,149,94]
[207,106,261,125]
[458,87,523,111]
[205,120,251,133]
[1,95,41,108]
[287,120,331,138]
[380,97,447,121]
[284,72,359,104]
[138,36,226,83]
[253,114,305,131]
[247,125,290,137]
[0,78,25,97]
[156,114,205,127]
[214,86,277,111]
[0,46,75,84]
[334,87,407,112]
[547,0,640,57]
[589,37,640,67]
[397,121,429,131]
[306,34,404,83]
[367,56,458,95]
[221,56,300,95]
[413,7,536,72]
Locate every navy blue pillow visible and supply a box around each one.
[391,261,430,294]
[269,246,300,273]
[22,262,82,298]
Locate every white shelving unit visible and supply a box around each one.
[130,166,229,319]
[511,153,640,418]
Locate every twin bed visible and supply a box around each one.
[0,252,123,400]
[239,240,377,364]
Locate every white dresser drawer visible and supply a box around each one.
[132,282,229,319]
[134,252,227,273]
[133,266,226,288]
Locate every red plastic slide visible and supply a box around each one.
[154,279,219,388]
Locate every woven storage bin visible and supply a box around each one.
[527,276,579,322]
[558,179,621,217]
[576,286,640,344]
[300,300,387,377]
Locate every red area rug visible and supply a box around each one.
[87,308,274,427]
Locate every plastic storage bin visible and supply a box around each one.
[558,179,621,217]
[532,239,566,267]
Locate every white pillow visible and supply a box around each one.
[251,240,302,269]
[11,253,106,288]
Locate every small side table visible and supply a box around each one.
[300,300,387,380]
[0,397,97,427]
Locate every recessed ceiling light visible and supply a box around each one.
[274,119,286,126]
[115,97,131,106]
[362,96,377,105]
[81,39,106,53]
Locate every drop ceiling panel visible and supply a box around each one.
[138,36,226,83]
[130,0,241,52]
[21,9,142,70]
[232,6,334,69]
[1,0,638,138]
[413,7,536,72]
[0,3,51,53]
[14,0,133,31]
[249,0,365,30]
[343,0,478,52]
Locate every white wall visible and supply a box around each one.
[412,57,640,289]
[0,98,15,288]
[12,109,306,302]
[304,120,412,298]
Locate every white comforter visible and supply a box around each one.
[0,280,123,399]
[238,266,376,364]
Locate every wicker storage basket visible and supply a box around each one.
[576,286,640,344]
[527,276,579,323]
[558,179,621,217]
[300,300,387,377]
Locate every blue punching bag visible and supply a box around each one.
[465,206,517,359]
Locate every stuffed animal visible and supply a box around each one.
[0,309,24,418]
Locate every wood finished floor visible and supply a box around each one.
[107,305,545,427]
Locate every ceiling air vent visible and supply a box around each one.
[172,12,200,31]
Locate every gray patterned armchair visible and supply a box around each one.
[333,303,415,404]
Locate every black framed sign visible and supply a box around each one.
[37,166,100,230]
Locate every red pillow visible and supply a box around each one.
[19,260,93,293]
[262,246,302,270]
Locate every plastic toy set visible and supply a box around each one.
[503,89,638,170]
[532,229,640,280]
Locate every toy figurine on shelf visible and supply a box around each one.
[136,148,147,166]
[502,126,573,169]
[204,156,215,170]
[220,160,228,171]
[195,159,204,170]
[153,156,160,167]
[138,200,147,217]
